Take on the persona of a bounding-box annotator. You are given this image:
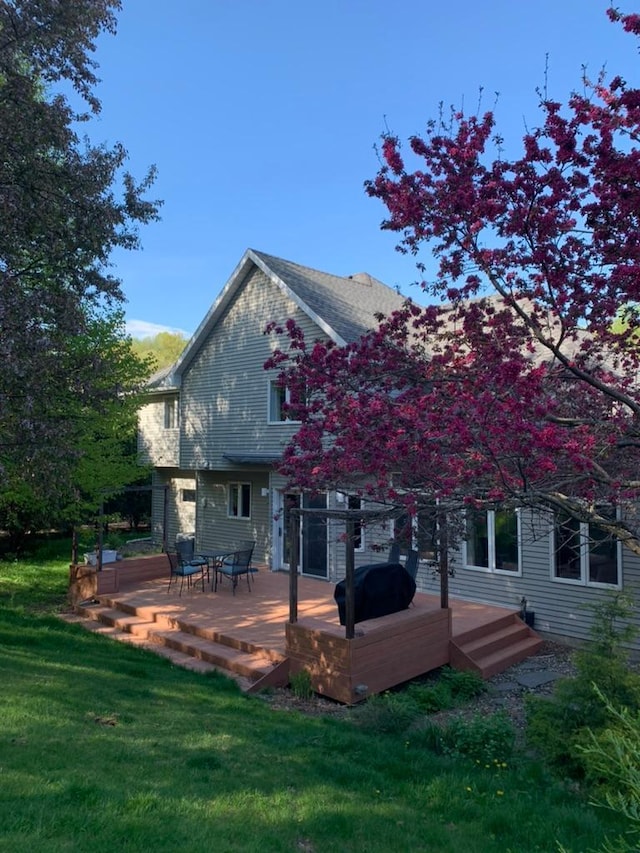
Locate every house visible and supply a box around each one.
[138,249,640,651]
[137,248,406,576]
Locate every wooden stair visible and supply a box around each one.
[449,612,542,679]
[69,595,290,692]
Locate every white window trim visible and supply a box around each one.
[464,509,522,576]
[227,482,251,520]
[267,379,301,424]
[550,514,622,589]
[391,499,441,565]
[164,398,179,430]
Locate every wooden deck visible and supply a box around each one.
[68,555,542,703]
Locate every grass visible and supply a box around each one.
[0,541,631,852]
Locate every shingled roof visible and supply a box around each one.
[251,250,406,345]
[165,249,407,382]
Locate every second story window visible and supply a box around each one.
[164,398,179,429]
[269,380,289,422]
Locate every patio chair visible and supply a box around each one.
[215,545,255,595]
[388,542,401,564]
[405,549,419,581]
[166,550,207,596]
[175,538,209,584]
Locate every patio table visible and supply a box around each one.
[201,550,237,591]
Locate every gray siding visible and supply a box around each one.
[150,469,197,549]
[180,267,325,470]
[195,470,271,565]
[414,510,640,652]
[138,395,180,468]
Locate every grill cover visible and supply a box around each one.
[334,562,416,625]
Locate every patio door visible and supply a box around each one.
[272,491,328,578]
[301,492,328,578]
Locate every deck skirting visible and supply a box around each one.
[286,606,452,704]
[69,554,167,603]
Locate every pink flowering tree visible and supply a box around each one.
[267,8,640,560]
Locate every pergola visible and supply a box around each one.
[287,505,450,639]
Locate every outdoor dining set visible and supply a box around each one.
[166,537,256,596]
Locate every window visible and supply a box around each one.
[347,495,364,551]
[181,489,196,503]
[164,398,179,429]
[268,379,303,423]
[465,508,519,573]
[269,380,289,422]
[553,508,620,586]
[228,483,251,519]
[393,501,439,561]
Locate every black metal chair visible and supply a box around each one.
[175,538,209,584]
[215,545,255,594]
[166,551,207,596]
[388,542,401,563]
[405,549,419,581]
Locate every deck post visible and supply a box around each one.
[289,511,299,623]
[344,517,356,640]
[439,512,449,610]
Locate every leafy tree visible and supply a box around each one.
[131,331,188,371]
[0,1,160,544]
[267,8,640,559]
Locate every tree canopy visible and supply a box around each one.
[267,8,640,558]
[131,331,188,372]
[0,1,160,541]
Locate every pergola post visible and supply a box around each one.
[439,510,449,610]
[289,511,300,623]
[344,517,356,640]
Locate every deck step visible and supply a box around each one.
[473,636,544,680]
[70,600,278,686]
[148,629,274,680]
[460,621,531,658]
[450,614,543,679]
[76,603,158,636]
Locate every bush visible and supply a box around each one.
[578,688,640,852]
[352,691,421,734]
[440,711,515,765]
[526,593,640,778]
[405,667,486,713]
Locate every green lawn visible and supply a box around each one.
[0,543,630,852]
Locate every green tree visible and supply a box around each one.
[0,1,161,545]
[131,331,188,371]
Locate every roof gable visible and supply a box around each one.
[170,249,406,381]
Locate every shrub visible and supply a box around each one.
[405,667,486,713]
[440,711,515,765]
[578,688,640,852]
[352,691,421,734]
[526,592,640,778]
[439,666,486,701]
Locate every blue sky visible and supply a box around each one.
[84,1,638,338]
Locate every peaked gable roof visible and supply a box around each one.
[169,248,406,382]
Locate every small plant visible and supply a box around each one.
[440,711,515,765]
[352,690,421,734]
[405,667,486,713]
[440,666,486,701]
[290,668,313,700]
